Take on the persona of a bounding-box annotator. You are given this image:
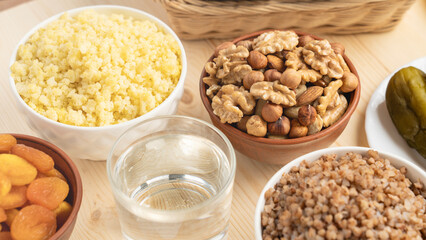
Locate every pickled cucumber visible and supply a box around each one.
[386,66,426,158]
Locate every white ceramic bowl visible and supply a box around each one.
[254,146,426,239]
[8,5,187,161]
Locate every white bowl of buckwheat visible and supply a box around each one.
[255,147,426,240]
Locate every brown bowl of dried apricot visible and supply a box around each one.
[0,134,82,240]
[199,30,361,164]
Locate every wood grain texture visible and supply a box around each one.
[0,0,32,11]
[0,0,425,239]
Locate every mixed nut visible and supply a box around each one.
[203,30,359,138]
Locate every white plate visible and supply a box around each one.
[365,56,426,171]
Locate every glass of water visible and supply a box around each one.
[107,115,236,240]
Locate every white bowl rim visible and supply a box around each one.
[8,5,187,132]
[254,146,426,240]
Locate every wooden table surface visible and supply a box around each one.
[0,0,425,239]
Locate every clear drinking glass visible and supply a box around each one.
[107,115,236,240]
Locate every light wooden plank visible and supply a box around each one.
[0,0,32,11]
[0,0,424,239]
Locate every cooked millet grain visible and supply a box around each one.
[11,10,181,127]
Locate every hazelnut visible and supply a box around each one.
[236,40,253,51]
[284,106,301,119]
[331,42,345,56]
[248,50,267,69]
[267,55,285,72]
[255,99,267,116]
[267,116,290,136]
[237,115,250,132]
[214,42,234,57]
[246,115,267,137]
[264,69,282,82]
[298,105,317,126]
[261,102,283,123]
[340,72,358,93]
[280,68,301,89]
[243,71,264,89]
[289,119,308,138]
[298,35,314,47]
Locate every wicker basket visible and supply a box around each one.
[157,0,415,40]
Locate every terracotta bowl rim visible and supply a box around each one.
[9,133,83,240]
[199,29,361,145]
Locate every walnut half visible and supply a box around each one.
[253,30,299,55]
[202,62,219,87]
[285,47,322,83]
[250,81,296,107]
[211,85,255,124]
[316,80,343,116]
[214,45,251,85]
[303,40,344,79]
[322,94,348,127]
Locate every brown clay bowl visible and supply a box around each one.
[199,30,361,165]
[9,134,83,240]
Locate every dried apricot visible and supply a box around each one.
[0,186,27,210]
[0,172,11,197]
[4,209,18,227]
[37,168,66,182]
[0,232,12,240]
[11,144,54,173]
[20,201,31,209]
[11,205,56,240]
[0,135,16,153]
[0,208,7,222]
[0,208,6,222]
[26,177,69,210]
[0,154,37,186]
[53,201,72,227]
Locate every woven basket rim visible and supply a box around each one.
[156,0,415,39]
[156,0,403,15]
